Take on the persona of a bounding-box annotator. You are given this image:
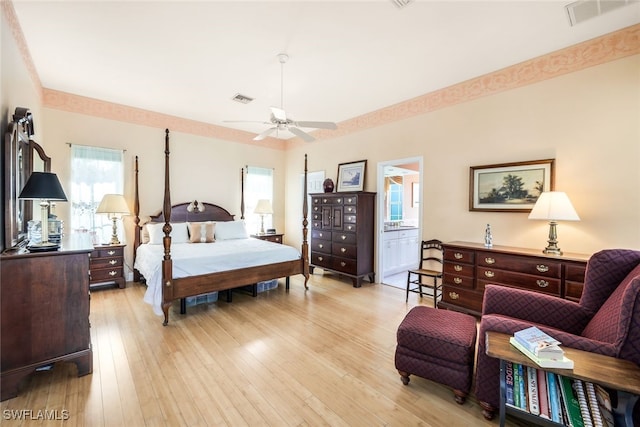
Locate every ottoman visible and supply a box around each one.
[395,306,477,404]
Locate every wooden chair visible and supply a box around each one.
[406,239,444,307]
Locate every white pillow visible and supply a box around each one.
[146,222,190,244]
[215,220,249,240]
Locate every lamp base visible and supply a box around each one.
[28,242,60,252]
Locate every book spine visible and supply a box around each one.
[584,382,604,427]
[527,366,540,415]
[559,374,584,427]
[505,361,516,408]
[547,372,562,423]
[513,363,521,409]
[517,363,527,411]
[574,379,594,427]
[537,367,550,419]
[593,384,614,427]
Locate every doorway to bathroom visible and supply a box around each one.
[377,156,423,289]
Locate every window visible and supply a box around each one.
[70,145,125,245]
[245,166,274,234]
[388,177,404,221]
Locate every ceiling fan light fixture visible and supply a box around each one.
[231,93,254,104]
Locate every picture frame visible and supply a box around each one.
[337,160,367,192]
[469,159,555,212]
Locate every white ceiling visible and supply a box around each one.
[12,0,640,140]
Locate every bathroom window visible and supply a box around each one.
[388,180,403,221]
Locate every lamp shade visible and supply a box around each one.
[254,199,273,215]
[528,191,580,221]
[96,194,130,214]
[18,172,67,201]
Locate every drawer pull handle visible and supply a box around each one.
[449,292,459,300]
[536,264,549,273]
[454,277,462,284]
[107,250,116,255]
[318,244,323,249]
[109,260,117,265]
[318,256,323,261]
[323,199,328,203]
[340,262,346,267]
[454,253,463,259]
[109,271,117,276]
[454,265,462,272]
[347,225,354,231]
[348,198,353,203]
[536,280,549,288]
[341,235,346,240]
[484,270,495,278]
[485,257,495,264]
[340,247,347,253]
[337,199,342,203]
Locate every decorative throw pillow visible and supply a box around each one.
[187,221,216,243]
[215,220,249,240]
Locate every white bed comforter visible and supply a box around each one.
[135,238,301,315]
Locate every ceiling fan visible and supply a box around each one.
[225,53,337,142]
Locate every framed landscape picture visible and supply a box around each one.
[469,159,555,212]
[337,160,367,192]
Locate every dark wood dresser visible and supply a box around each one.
[440,241,590,316]
[309,191,376,287]
[0,247,93,401]
[90,244,126,289]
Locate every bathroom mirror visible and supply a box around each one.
[3,108,50,250]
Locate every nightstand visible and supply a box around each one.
[251,233,284,244]
[90,244,126,289]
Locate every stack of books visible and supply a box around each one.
[510,326,574,369]
[505,361,615,427]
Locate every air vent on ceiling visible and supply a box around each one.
[231,93,254,104]
[390,0,413,9]
[565,0,638,26]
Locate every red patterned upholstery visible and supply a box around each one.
[474,249,640,419]
[395,306,477,404]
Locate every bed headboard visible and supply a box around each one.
[148,202,235,223]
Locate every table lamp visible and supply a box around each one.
[254,199,273,235]
[96,194,130,245]
[18,172,68,251]
[528,191,580,255]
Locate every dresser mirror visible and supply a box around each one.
[3,107,51,250]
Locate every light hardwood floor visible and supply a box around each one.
[1,272,523,426]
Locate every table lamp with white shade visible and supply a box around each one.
[254,199,273,235]
[96,194,130,245]
[528,191,580,255]
[18,172,68,251]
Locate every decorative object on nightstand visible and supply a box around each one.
[96,194,130,245]
[528,191,579,255]
[254,199,273,235]
[323,178,334,193]
[18,172,68,252]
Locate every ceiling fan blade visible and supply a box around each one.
[223,120,271,124]
[270,106,287,121]
[253,127,277,141]
[294,121,337,130]
[289,126,315,142]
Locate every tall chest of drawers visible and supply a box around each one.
[90,244,126,289]
[440,241,590,316]
[309,191,376,287]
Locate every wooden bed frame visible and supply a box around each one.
[133,129,309,325]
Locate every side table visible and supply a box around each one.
[90,244,126,289]
[251,233,284,244]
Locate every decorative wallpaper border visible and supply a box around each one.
[4,0,639,150]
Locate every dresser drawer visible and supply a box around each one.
[444,262,474,277]
[443,272,475,289]
[91,267,124,282]
[344,213,357,224]
[311,239,332,254]
[91,256,123,269]
[332,232,357,245]
[311,230,331,241]
[343,204,357,215]
[343,195,357,205]
[476,268,561,296]
[477,252,561,278]
[332,243,357,259]
[343,223,357,233]
[441,286,483,313]
[92,247,124,258]
[444,248,475,264]
[311,252,332,268]
[565,262,586,282]
[331,256,357,274]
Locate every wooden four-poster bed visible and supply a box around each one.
[133,129,309,325]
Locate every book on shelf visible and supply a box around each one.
[509,336,575,369]
[505,360,516,408]
[547,371,563,423]
[537,367,551,419]
[558,374,585,427]
[593,384,614,427]
[527,365,540,415]
[513,326,564,358]
[584,381,605,427]
[573,379,594,427]
[513,362,522,410]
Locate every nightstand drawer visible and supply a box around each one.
[91,257,123,269]
[91,267,124,282]
[92,247,124,258]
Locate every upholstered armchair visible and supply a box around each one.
[474,249,640,419]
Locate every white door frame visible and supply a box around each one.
[376,156,423,283]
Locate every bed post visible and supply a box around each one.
[240,167,245,220]
[161,129,174,326]
[133,155,141,282]
[302,154,310,289]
